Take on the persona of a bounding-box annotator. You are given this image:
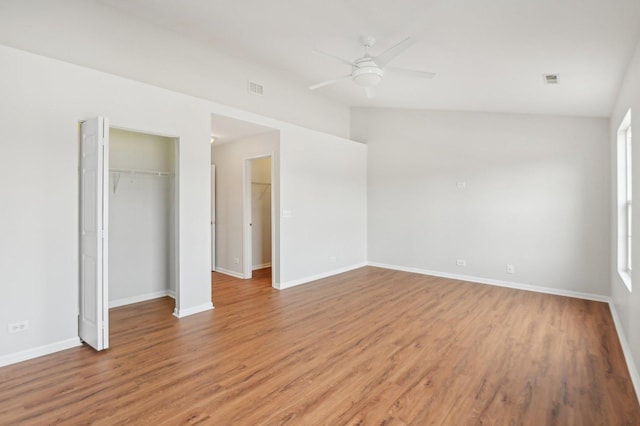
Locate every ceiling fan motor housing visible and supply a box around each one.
[352,61,384,87]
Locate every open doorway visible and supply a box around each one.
[209,114,279,295]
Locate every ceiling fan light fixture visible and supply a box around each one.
[309,36,435,97]
[352,67,384,87]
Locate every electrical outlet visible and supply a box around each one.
[456,259,466,267]
[456,182,466,189]
[329,256,337,263]
[233,258,240,265]
[8,320,29,334]
[507,264,515,274]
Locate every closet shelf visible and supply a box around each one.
[110,168,173,177]
[109,168,174,193]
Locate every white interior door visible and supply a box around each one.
[211,164,216,271]
[79,117,109,351]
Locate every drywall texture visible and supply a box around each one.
[211,133,279,277]
[251,157,273,269]
[610,39,640,386]
[109,129,176,305]
[278,129,368,286]
[352,107,610,295]
[0,0,350,138]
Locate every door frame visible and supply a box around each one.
[243,153,275,279]
[211,164,216,271]
[79,120,181,348]
[110,126,181,315]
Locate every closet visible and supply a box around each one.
[108,128,176,307]
[250,157,272,270]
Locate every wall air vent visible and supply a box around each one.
[543,74,559,84]
[247,80,264,96]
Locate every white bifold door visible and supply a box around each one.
[79,117,109,350]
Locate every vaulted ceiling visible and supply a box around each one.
[99,0,639,116]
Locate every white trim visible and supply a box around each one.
[215,267,244,279]
[608,301,640,405]
[109,290,175,308]
[243,153,275,280]
[172,302,214,318]
[618,270,632,292]
[243,158,252,279]
[275,262,367,290]
[616,108,633,292]
[0,337,82,368]
[252,262,272,270]
[366,261,610,302]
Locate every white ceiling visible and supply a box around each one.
[100,0,640,117]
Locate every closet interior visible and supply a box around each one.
[250,157,272,271]
[108,128,177,308]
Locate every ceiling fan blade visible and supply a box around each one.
[386,67,436,79]
[308,75,351,90]
[374,37,414,67]
[365,86,376,99]
[313,50,357,67]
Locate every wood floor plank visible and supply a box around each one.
[0,266,638,425]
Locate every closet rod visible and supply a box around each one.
[251,181,271,185]
[110,168,173,177]
[110,168,174,194]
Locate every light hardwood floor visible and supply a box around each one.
[1,267,639,424]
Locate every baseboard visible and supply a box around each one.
[215,267,244,279]
[252,263,272,271]
[367,261,610,303]
[173,302,214,318]
[0,337,82,368]
[608,301,640,405]
[109,289,174,308]
[276,262,367,290]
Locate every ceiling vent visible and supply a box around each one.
[543,74,559,84]
[247,80,264,96]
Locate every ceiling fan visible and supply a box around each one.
[309,36,436,98]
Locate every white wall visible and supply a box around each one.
[352,107,610,296]
[0,44,367,365]
[0,0,350,138]
[278,129,368,288]
[610,39,640,393]
[109,129,175,306]
[0,45,213,362]
[211,127,368,289]
[251,157,272,269]
[211,133,279,278]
